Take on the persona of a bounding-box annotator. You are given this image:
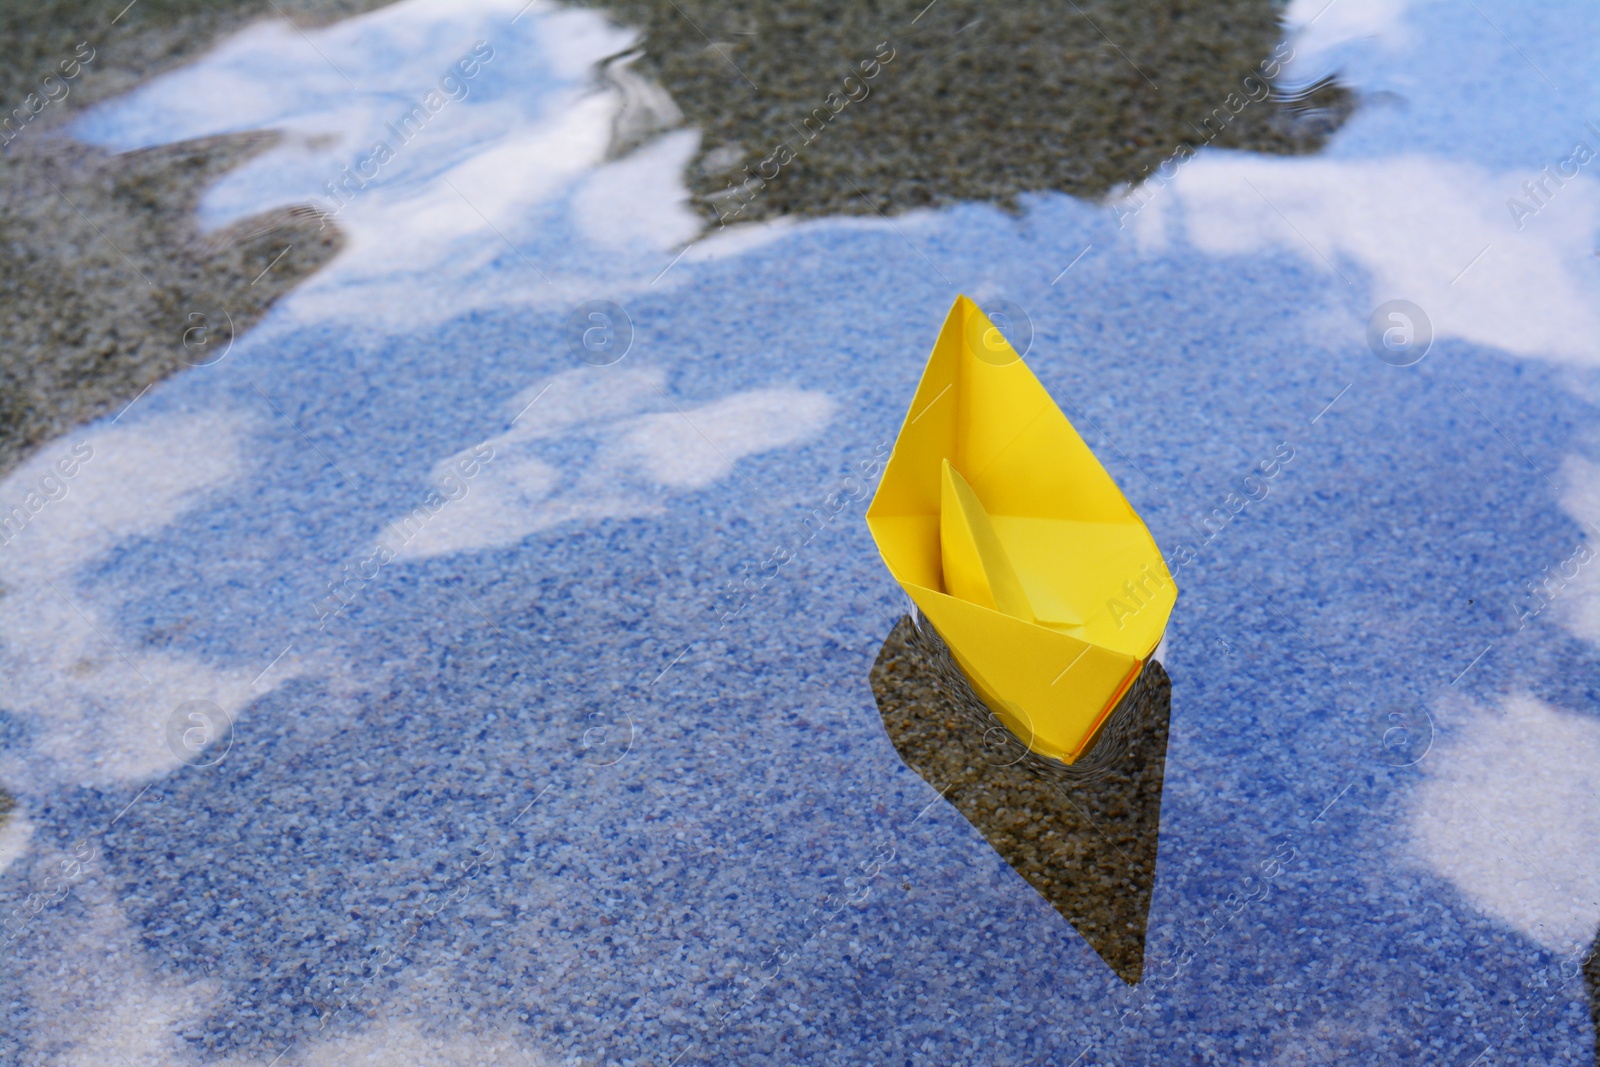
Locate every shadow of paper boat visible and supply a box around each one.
[871,615,1171,984]
[867,295,1176,763]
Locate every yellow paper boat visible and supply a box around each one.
[866,295,1176,763]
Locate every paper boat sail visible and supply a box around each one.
[866,295,1176,763]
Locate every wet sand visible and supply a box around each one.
[569,0,1351,224]
[0,0,396,477]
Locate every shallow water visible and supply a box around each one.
[2,0,1598,1063]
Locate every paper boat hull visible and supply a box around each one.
[906,586,1144,762]
[867,296,1175,763]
